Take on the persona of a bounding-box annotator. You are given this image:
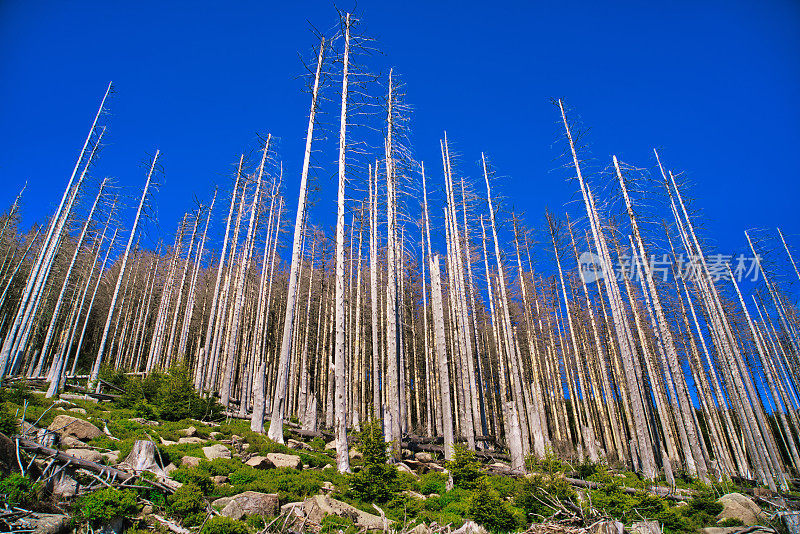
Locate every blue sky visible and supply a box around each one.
[1,0,799,264]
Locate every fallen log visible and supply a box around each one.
[151,513,191,534]
[16,436,135,483]
[291,428,333,440]
[62,384,119,401]
[97,378,126,394]
[564,477,695,502]
[405,441,511,462]
[15,436,174,494]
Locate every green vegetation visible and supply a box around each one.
[0,473,39,506]
[76,488,140,526]
[320,515,357,534]
[168,483,208,526]
[0,381,762,534]
[468,478,522,533]
[446,444,482,490]
[201,516,250,534]
[0,400,17,435]
[347,419,402,503]
[111,364,222,421]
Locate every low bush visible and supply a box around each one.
[114,364,221,421]
[515,473,575,521]
[0,473,38,506]
[468,478,521,533]
[320,514,357,534]
[419,472,448,495]
[168,483,207,526]
[348,419,402,503]
[201,516,249,534]
[77,488,140,526]
[172,466,214,494]
[0,401,18,436]
[446,444,481,490]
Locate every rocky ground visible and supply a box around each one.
[0,387,796,534]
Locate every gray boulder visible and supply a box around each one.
[61,435,90,449]
[302,494,384,530]
[415,452,434,463]
[29,513,71,534]
[452,521,489,534]
[51,471,79,499]
[213,491,279,520]
[631,521,661,534]
[181,456,201,467]
[203,444,231,460]
[48,415,102,441]
[266,452,301,469]
[717,493,763,526]
[245,455,272,469]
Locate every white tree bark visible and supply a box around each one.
[268,37,325,444]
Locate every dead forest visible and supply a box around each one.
[1,13,799,496]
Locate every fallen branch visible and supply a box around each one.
[14,436,174,494]
[564,477,694,502]
[151,513,191,534]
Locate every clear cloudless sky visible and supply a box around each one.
[1,0,799,263]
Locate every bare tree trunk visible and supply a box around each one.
[332,14,352,471]
[268,38,325,444]
[430,255,454,459]
[90,151,157,387]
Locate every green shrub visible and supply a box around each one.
[446,444,481,490]
[444,498,470,517]
[320,514,357,534]
[348,419,401,503]
[77,488,140,525]
[468,478,520,533]
[6,382,33,405]
[719,518,744,527]
[419,509,464,528]
[575,458,603,479]
[486,474,519,500]
[679,494,725,531]
[201,516,249,534]
[528,447,566,477]
[114,365,221,421]
[204,458,244,477]
[228,467,260,486]
[419,472,448,495]
[142,372,165,401]
[158,364,209,421]
[172,467,214,494]
[134,400,160,420]
[99,365,129,389]
[516,471,575,520]
[656,506,693,534]
[0,474,38,506]
[168,483,207,526]
[0,401,18,436]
